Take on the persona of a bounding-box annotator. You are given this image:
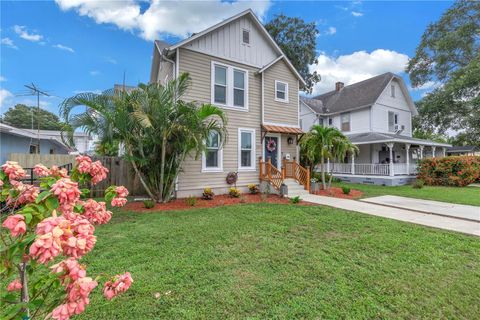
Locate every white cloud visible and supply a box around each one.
[310,49,410,95]
[325,27,336,35]
[53,44,75,53]
[73,89,102,95]
[0,89,13,107]
[89,70,100,76]
[0,76,6,82]
[13,25,43,42]
[55,0,271,41]
[351,11,363,17]
[106,57,117,64]
[1,37,18,49]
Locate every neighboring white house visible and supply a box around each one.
[300,73,451,185]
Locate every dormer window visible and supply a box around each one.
[391,84,395,98]
[275,80,289,103]
[242,29,250,45]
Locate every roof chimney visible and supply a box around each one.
[335,82,344,92]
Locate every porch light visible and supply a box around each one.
[287,137,294,145]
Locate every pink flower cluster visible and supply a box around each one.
[50,166,69,178]
[75,156,108,185]
[1,161,26,181]
[81,199,112,225]
[111,186,129,207]
[29,216,96,264]
[7,279,22,292]
[51,258,87,285]
[103,272,133,300]
[51,276,98,320]
[9,181,40,205]
[2,214,27,237]
[51,178,81,214]
[33,164,50,177]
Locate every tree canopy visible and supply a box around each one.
[265,14,320,93]
[406,0,480,146]
[1,104,65,130]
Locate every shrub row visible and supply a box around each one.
[417,156,480,186]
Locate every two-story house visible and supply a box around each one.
[150,9,309,197]
[300,73,451,186]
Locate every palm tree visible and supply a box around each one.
[300,125,343,190]
[327,136,358,189]
[60,73,227,202]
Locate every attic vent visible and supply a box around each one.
[242,29,250,45]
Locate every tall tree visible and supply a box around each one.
[61,73,227,203]
[406,0,480,145]
[265,14,320,93]
[1,104,65,130]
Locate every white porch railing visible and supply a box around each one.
[328,163,417,176]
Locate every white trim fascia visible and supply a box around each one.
[175,48,179,79]
[238,128,256,171]
[261,72,265,123]
[300,100,318,115]
[258,55,283,73]
[274,80,289,103]
[262,121,301,129]
[258,55,306,86]
[262,132,282,169]
[297,81,300,128]
[183,47,262,69]
[211,60,249,112]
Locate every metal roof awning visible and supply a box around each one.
[261,124,304,134]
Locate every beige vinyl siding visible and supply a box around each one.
[263,60,299,126]
[157,59,174,85]
[280,135,298,161]
[176,48,262,197]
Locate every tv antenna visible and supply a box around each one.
[24,83,50,154]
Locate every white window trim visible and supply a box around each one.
[238,128,256,171]
[201,132,223,173]
[340,112,351,132]
[274,80,289,103]
[211,61,249,112]
[388,111,399,132]
[391,84,396,98]
[242,28,250,46]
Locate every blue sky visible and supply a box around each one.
[1,0,452,117]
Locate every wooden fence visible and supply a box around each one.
[7,153,146,196]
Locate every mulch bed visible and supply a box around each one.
[311,187,363,199]
[123,194,317,212]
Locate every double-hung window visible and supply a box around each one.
[203,130,222,172]
[388,111,399,132]
[340,112,350,132]
[275,80,288,102]
[238,128,255,170]
[212,62,248,110]
[391,84,396,98]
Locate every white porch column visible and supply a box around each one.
[351,154,355,175]
[442,147,447,157]
[405,143,411,174]
[432,146,437,158]
[327,158,330,173]
[387,142,394,176]
[419,145,424,159]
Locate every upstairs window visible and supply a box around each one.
[391,84,396,98]
[238,128,255,170]
[212,62,248,110]
[242,29,250,45]
[275,81,288,103]
[340,112,351,132]
[328,118,333,126]
[203,130,222,172]
[388,111,399,132]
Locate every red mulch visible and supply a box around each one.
[311,187,363,199]
[123,194,317,212]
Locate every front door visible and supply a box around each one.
[264,136,279,168]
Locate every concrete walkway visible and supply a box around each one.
[301,194,480,237]
[360,195,480,222]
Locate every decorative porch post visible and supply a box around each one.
[432,146,437,158]
[351,154,355,175]
[419,145,424,159]
[327,158,330,174]
[442,147,447,157]
[387,142,394,177]
[405,143,411,175]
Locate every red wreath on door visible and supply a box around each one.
[266,138,277,152]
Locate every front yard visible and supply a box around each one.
[78,204,479,319]
[332,181,480,206]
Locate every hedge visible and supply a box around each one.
[417,156,480,187]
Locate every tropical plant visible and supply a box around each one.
[202,187,214,200]
[60,73,227,203]
[289,196,301,204]
[185,196,197,206]
[342,186,351,195]
[0,156,131,320]
[247,184,259,194]
[228,187,241,198]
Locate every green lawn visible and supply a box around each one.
[77,204,480,319]
[333,181,480,206]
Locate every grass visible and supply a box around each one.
[332,181,480,206]
[77,204,480,319]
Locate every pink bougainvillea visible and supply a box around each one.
[2,214,27,237]
[1,161,26,181]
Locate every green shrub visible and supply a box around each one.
[143,199,155,209]
[290,196,301,204]
[202,187,214,200]
[185,196,197,206]
[342,186,351,195]
[412,179,425,189]
[417,156,480,186]
[229,187,241,198]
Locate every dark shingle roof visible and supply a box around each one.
[447,146,478,152]
[304,72,396,114]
